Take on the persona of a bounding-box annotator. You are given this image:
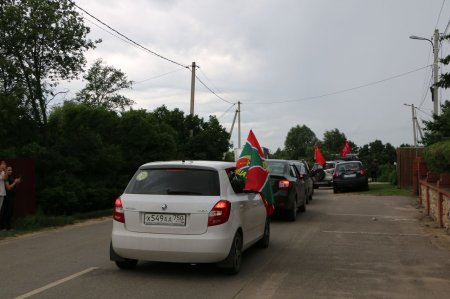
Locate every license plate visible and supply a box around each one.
[344,174,357,178]
[144,213,186,226]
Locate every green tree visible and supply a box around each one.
[284,125,318,159]
[43,102,122,214]
[270,147,287,159]
[322,129,347,155]
[436,34,450,90]
[152,105,230,160]
[75,59,134,111]
[0,0,97,130]
[422,101,450,146]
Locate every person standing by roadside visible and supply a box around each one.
[1,166,20,230]
[0,161,7,224]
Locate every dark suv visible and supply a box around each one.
[332,161,369,193]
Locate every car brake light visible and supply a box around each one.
[113,197,125,223]
[299,175,304,180]
[360,169,367,176]
[208,200,231,226]
[278,179,291,189]
[333,172,339,178]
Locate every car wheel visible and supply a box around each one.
[286,199,297,221]
[314,169,326,181]
[219,232,243,275]
[299,198,306,213]
[256,217,270,248]
[115,259,138,270]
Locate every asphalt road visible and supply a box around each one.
[1,188,450,299]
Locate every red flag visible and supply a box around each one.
[314,145,326,165]
[340,141,351,157]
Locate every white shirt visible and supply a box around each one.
[0,171,6,196]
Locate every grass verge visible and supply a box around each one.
[0,209,112,240]
[357,182,412,196]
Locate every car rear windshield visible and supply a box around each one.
[325,162,335,169]
[267,161,287,176]
[337,162,362,172]
[125,168,220,196]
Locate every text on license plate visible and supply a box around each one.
[344,174,357,178]
[144,213,186,226]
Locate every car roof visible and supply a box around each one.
[140,160,235,170]
[267,159,293,164]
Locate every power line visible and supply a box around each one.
[134,67,186,84]
[217,103,237,120]
[418,70,433,109]
[194,74,235,104]
[435,0,446,29]
[72,2,189,69]
[245,65,432,105]
[82,15,140,51]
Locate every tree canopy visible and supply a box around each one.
[75,59,134,111]
[284,125,317,159]
[0,0,98,129]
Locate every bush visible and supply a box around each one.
[377,163,396,182]
[423,140,450,173]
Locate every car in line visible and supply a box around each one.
[110,160,270,274]
[312,161,339,189]
[332,161,369,193]
[266,159,307,221]
[291,160,314,204]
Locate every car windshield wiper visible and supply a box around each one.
[166,189,203,195]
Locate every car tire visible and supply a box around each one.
[115,259,138,270]
[219,232,243,275]
[286,199,297,221]
[299,198,306,213]
[314,169,326,181]
[256,217,270,248]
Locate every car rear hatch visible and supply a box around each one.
[121,166,222,235]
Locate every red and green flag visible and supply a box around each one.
[236,130,274,216]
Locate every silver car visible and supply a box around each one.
[110,161,270,274]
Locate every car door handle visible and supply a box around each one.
[253,202,258,206]
[240,204,245,208]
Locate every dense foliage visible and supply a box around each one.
[422,101,450,146]
[422,140,450,173]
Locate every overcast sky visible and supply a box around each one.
[67,0,450,152]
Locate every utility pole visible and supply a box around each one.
[409,29,440,115]
[190,62,196,116]
[433,29,439,115]
[404,103,418,146]
[237,101,241,148]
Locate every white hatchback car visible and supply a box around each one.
[110,160,270,274]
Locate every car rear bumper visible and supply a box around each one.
[111,221,234,263]
[333,177,368,189]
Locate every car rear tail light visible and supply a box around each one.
[113,197,125,223]
[299,175,304,180]
[208,200,231,226]
[333,171,339,178]
[360,169,367,176]
[278,179,291,189]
